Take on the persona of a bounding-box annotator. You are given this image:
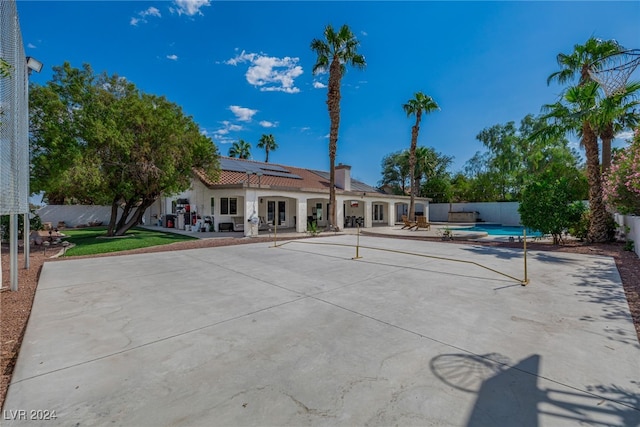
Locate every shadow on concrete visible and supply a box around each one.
[430,353,640,427]
[460,246,584,266]
[572,259,640,349]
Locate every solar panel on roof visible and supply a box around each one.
[220,158,302,179]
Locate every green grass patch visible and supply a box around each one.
[61,227,197,257]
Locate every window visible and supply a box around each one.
[210,197,215,215]
[221,197,237,215]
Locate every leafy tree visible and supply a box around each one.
[379,150,409,194]
[519,173,587,245]
[403,92,439,220]
[228,139,252,159]
[472,114,586,202]
[379,147,452,200]
[29,62,220,236]
[311,24,365,229]
[545,37,625,242]
[257,134,278,163]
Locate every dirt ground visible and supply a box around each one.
[1,234,639,409]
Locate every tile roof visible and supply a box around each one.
[194,157,381,194]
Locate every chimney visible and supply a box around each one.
[335,163,351,191]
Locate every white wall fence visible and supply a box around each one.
[36,205,130,228]
[429,202,522,226]
[614,214,640,257]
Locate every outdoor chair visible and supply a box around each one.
[232,216,244,232]
[414,216,431,231]
[401,215,417,230]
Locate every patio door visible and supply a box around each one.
[268,201,286,226]
[373,203,385,223]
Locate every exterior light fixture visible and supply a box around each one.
[26,56,43,73]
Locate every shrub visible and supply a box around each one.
[0,212,43,240]
[519,175,586,245]
[603,130,640,215]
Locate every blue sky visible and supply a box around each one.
[17,1,640,187]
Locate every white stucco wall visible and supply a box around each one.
[615,213,640,257]
[429,202,521,225]
[36,205,140,228]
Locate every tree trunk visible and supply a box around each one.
[583,121,610,242]
[327,58,342,230]
[107,197,120,237]
[408,112,422,221]
[600,121,614,173]
[114,199,154,236]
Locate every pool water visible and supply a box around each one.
[464,224,542,237]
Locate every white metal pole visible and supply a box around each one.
[24,212,29,269]
[10,214,18,291]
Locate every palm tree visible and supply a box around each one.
[257,134,278,163]
[403,92,440,220]
[546,38,623,242]
[594,83,640,171]
[311,24,366,229]
[228,139,251,159]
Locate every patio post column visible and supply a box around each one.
[387,202,395,226]
[296,198,307,233]
[364,200,372,228]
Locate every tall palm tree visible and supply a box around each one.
[228,139,251,159]
[546,38,622,242]
[403,92,439,220]
[257,134,278,163]
[311,24,365,229]
[594,82,640,171]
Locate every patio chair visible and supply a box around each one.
[414,216,431,231]
[232,216,244,232]
[401,215,417,230]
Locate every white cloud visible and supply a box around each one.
[615,130,634,140]
[229,105,257,122]
[300,127,311,132]
[259,121,278,128]
[27,43,36,49]
[167,54,178,61]
[313,81,326,89]
[143,7,161,18]
[361,31,368,36]
[225,50,303,94]
[172,0,210,16]
[214,120,243,136]
[130,6,161,26]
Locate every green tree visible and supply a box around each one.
[379,150,409,195]
[257,134,278,163]
[311,24,366,229]
[545,37,623,242]
[29,62,220,236]
[228,139,252,159]
[519,173,587,245]
[403,92,440,220]
[474,114,587,201]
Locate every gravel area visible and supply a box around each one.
[2,234,639,409]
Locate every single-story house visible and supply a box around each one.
[143,157,430,236]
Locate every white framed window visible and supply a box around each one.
[221,197,237,215]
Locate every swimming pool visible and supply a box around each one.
[463,224,542,237]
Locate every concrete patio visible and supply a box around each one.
[4,235,639,426]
